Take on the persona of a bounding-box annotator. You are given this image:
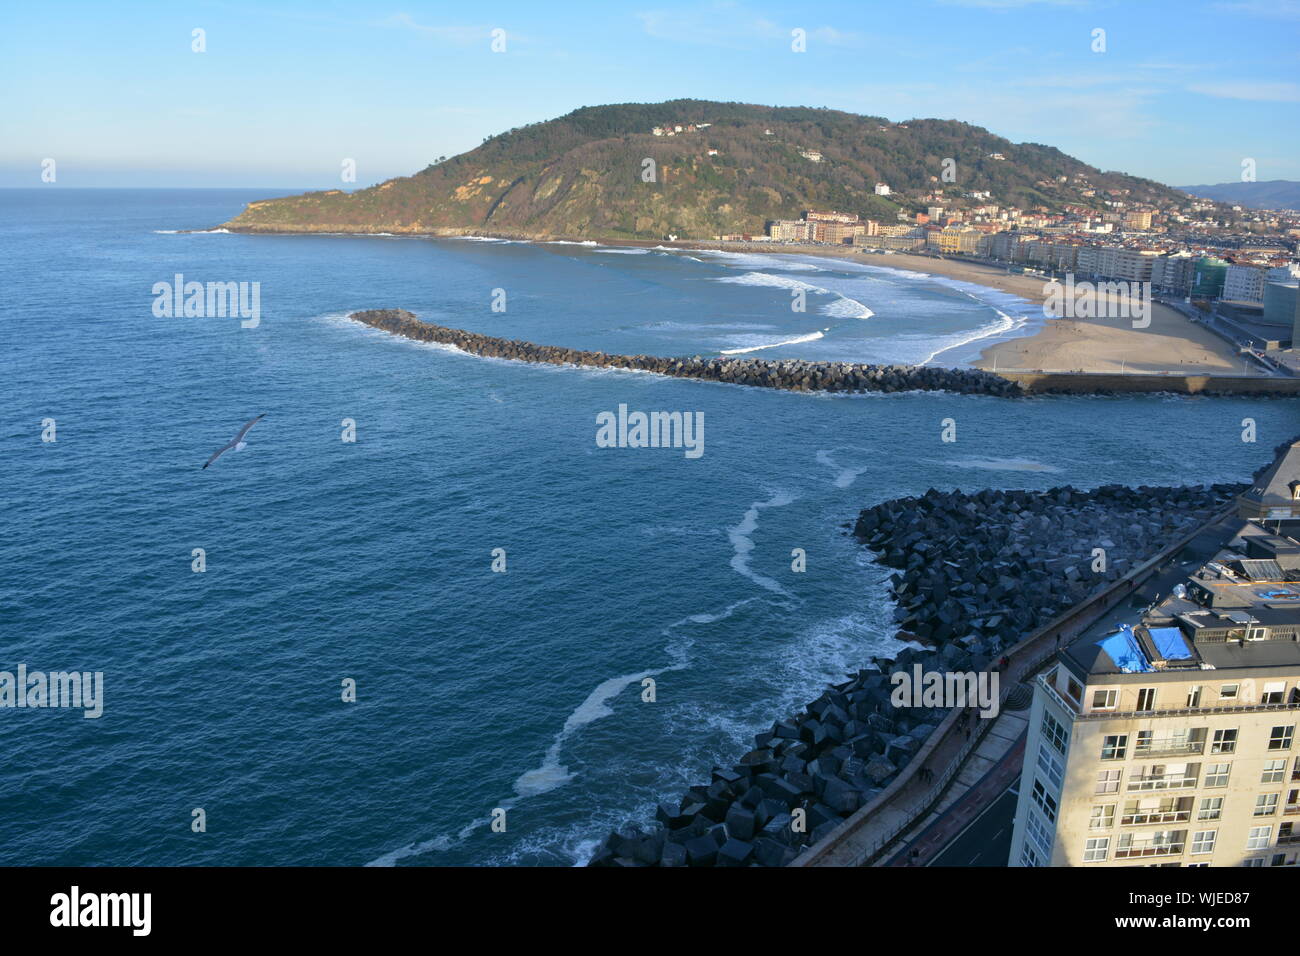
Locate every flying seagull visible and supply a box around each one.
[203,414,265,469]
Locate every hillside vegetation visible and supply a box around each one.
[222,99,1188,240]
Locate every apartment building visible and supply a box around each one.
[1224,263,1268,304]
[1124,210,1154,231]
[927,226,982,255]
[767,219,812,241]
[1010,442,1300,867]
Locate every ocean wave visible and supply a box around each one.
[820,296,875,320]
[714,271,874,321]
[916,308,1025,365]
[697,250,823,272]
[596,247,651,255]
[720,330,827,355]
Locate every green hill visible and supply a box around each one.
[221,99,1189,240]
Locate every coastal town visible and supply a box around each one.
[709,195,1300,374]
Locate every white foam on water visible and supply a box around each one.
[720,329,827,355]
[713,272,874,324]
[727,492,797,595]
[643,320,775,332]
[815,449,871,489]
[944,456,1063,473]
[513,661,686,799]
[596,247,651,255]
[545,239,599,246]
[820,296,875,319]
[697,249,823,271]
[917,308,1025,365]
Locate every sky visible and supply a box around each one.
[2,0,1298,189]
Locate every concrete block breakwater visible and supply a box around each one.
[588,481,1241,867]
[347,309,1023,396]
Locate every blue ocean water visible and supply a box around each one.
[0,188,1294,866]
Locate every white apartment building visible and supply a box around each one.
[1010,444,1300,868]
[1223,264,1267,304]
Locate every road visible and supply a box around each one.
[929,783,1019,867]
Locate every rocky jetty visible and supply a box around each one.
[348,309,1023,397]
[587,481,1241,867]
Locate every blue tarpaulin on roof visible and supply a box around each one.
[1149,626,1193,660]
[1097,624,1153,673]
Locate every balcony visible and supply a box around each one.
[1126,775,1199,792]
[1134,742,1206,759]
[1115,842,1185,859]
[1121,810,1192,826]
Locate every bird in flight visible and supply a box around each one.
[203,414,266,469]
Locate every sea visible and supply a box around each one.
[1,188,1294,865]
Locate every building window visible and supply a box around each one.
[1031,778,1059,822]
[1255,793,1280,816]
[1096,769,1121,794]
[1101,735,1128,760]
[1020,844,1041,867]
[1066,677,1084,703]
[1092,689,1118,710]
[1293,756,1300,781]
[1204,763,1231,788]
[1090,805,1115,830]
[1041,711,1069,755]
[1136,688,1157,711]
[1262,682,1286,705]
[1211,729,1237,754]
[1247,826,1272,850]
[1026,809,1053,859]
[1198,797,1224,821]
[1036,746,1065,792]
[1243,857,1264,867]
[1083,837,1110,862]
[1220,684,1239,701]
[1186,686,1202,708]
[1269,726,1295,751]
[1191,830,1217,855]
[1263,759,1287,784]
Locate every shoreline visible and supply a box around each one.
[589,480,1243,867]
[218,223,1265,377]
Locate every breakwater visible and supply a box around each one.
[997,371,1300,396]
[347,309,1023,396]
[587,481,1241,867]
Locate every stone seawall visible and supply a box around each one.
[998,371,1300,396]
[587,481,1241,867]
[347,309,1024,396]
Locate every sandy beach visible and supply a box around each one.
[674,242,1263,376]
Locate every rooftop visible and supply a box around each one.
[1062,512,1300,682]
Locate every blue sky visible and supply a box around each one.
[2,0,1298,189]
